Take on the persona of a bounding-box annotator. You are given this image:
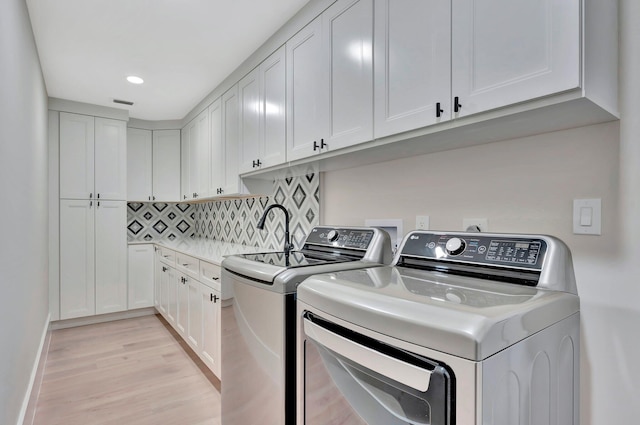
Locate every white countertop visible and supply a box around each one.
[129,238,274,266]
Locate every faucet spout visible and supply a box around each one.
[257,204,291,252]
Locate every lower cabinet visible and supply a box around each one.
[201,284,221,377]
[60,199,127,320]
[127,244,155,309]
[152,246,222,379]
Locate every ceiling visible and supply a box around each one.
[26,0,309,121]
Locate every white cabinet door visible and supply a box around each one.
[239,47,287,173]
[208,99,224,196]
[180,127,190,202]
[239,67,261,174]
[152,130,181,202]
[127,244,154,310]
[95,118,127,201]
[176,272,189,336]
[286,16,326,161]
[201,285,221,378]
[260,46,287,169]
[60,199,95,319]
[59,113,94,200]
[195,110,210,199]
[154,248,162,310]
[187,280,203,352]
[374,0,451,138]
[95,200,127,315]
[322,0,373,151]
[452,0,580,117]
[166,267,177,326]
[158,262,170,316]
[186,119,199,200]
[222,85,243,195]
[126,128,152,202]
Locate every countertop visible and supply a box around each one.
[128,238,275,266]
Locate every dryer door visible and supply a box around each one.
[302,312,455,425]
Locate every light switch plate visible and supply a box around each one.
[573,199,601,235]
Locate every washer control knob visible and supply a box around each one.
[445,237,466,256]
[327,230,339,242]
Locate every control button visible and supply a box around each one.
[427,242,436,249]
[327,230,339,242]
[478,245,487,254]
[445,237,466,256]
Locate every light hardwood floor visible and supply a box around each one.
[32,314,221,425]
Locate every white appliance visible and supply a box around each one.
[297,231,579,425]
[220,226,392,425]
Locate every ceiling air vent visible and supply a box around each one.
[113,99,134,106]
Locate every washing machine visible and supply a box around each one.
[297,231,579,425]
[221,226,393,425]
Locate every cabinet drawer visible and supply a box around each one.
[175,252,200,280]
[200,261,222,291]
[156,246,176,266]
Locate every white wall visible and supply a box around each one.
[322,2,640,422]
[0,0,50,423]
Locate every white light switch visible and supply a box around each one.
[573,199,601,235]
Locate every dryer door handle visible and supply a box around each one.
[303,317,432,392]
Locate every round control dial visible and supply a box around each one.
[326,230,339,242]
[445,237,466,256]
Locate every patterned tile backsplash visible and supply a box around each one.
[127,173,320,250]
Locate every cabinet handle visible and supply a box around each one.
[148,196,151,201]
[313,140,319,151]
[181,277,187,284]
[153,196,156,201]
[97,193,100,199]
[253,159,262,168]
[320,139,326,149]
[183,195,187,200]
[163,255,170,258]
[89,201,93,208]
[454,97,462,113]
[211,293,219,303]
[97,201,100,207]
[162,266,167,272]
[436,102,444,118]
[212,276,219,281]
[182,263,189,267]
[89,193,93,199]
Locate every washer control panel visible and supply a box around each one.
[400,232,548,270]
[306,227,375,250]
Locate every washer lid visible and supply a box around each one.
[297,266,579,361]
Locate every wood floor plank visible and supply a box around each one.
[33,314,220,425]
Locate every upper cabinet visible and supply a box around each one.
[127,128,181,202]
[239,46,287,174]
[208,98,224,196]
[60,112,126,201]
[127,128,152,201]
[181,110,210,201]
[152,130,181,202]
[374,0,451,138]
[451,0,580,117]
[221,84,244,196]
[286,0,373,162]
[286,16,325,161]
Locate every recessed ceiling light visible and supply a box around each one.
[126,75,144,84]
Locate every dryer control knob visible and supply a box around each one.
[445,237,466,256]
[327,230,339,242]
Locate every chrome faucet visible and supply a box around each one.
[257,203,292,252]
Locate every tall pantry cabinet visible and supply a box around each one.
[58,112,128,320]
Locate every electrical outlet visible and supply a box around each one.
[416,215,430,230]
[463,218,488,232]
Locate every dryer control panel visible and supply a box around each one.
[400,232,548,271]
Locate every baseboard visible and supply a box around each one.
[18,313,51,425]
[50,307,156,330]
